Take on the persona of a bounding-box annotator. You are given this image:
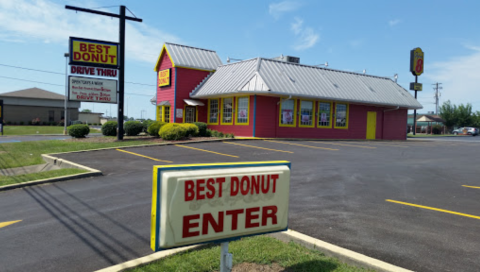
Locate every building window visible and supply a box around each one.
[208,99,219,125]
[221,97,233,125]
[334,103,349,129]
[49,110,54,122]
[299,100,314,127]
[61,111,65,120]
[318,102,332,128]
[164,106,170,123]
[235,96,249,125]
[279,99,296,127]
[157,106,163,121]
[184,106,196,123]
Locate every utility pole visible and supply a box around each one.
[433,82,442,114]
[65,5,142,140]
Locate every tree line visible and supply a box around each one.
[439,100,480,130]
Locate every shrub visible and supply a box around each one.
[50,121,57,126]
[182,123,199,137]
[19,121,25,125]
[124,121,144,136]
[193,122,208,136]
[32,118,40,125]
[42,121,47,126]
[205,129,213,137]
[432,124,442,135]
[6,121,11,125]
[159,123,187,140]
[102,121,118,136]
[58,120,64,126]
[147,121,166,137]
[67,124,90,138]
[225,133,235,138]
[143,119,155,133]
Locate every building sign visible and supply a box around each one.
[151,161,291,251]
[69,37,119,68]
[68,76,117,104]
[410,47,424,76]
[158,68,171,87]
[176,108,183,119]
[70,65,118,78]
[0,100,3,134]
[410,82,423,91]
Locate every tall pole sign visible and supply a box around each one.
[410,47,424,135]
[0,99,3,136]
[65,5,142,140]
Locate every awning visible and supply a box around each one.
[158,100,171,106]
[184,99,205,106]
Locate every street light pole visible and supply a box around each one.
[64,53,69,135]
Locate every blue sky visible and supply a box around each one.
[0,0,479,120]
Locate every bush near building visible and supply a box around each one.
[67,124,90,138]
[102,121,118,136]
[147,121,167,137]
[142,119,155,133]
[124,121,144,136]
[158,123,187,140]
[183,123,199,137]
[193,122,207,136]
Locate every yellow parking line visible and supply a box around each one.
[308,141,376,149]
[264,140,338,151]
[386,199,480,220]
[0,220,22,229]
[116,149,172,163]
[462,185,480,189]
[175,144,239,158]
[223,141,294,153]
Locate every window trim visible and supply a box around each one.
[207,98,219,125]
[317,101,333,129]
[164,106,171,123]
[156,105,172,123]
[235,96,250,126]
[278,98,297,128]
[183,105,198,123]
[333,102,349,129]
[298,99,315,128]
[156,105,163,122]
[220,97,234,125]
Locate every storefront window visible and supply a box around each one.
[299,100,314,127]
[279,99,296,127]
[208,99,219,124]
[164,106,170,123]
[334,103,349,129]
[221,98,233,125]
[236,96,249,125]
[318,102,332,128]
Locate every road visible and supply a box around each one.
[1,139,479,272]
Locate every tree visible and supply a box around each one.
[456,103,473,127]
[439,100,457,130]
[471,111,480,127]
[81,109,92,113]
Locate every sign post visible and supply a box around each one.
[151,161,291,272]
[0,99,3,136]
[410,47,424,135]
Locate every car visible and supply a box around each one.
[452,127,479,136]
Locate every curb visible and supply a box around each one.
[94,229,413,272]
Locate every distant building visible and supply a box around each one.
[78,112,104,124]
[0,88,80,124]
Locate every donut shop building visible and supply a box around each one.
[154,43,422,140]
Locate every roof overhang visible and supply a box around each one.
[158,100,171,106]
[184,99,205,106]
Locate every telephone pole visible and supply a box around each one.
[433,83,442,114]
[65,5,142,140]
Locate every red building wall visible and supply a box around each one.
[382,109,408,140]
[174,68,210,122]
[156,53,175,120]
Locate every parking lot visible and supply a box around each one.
[1,138,479,272]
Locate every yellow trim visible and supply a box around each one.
[235,96,250,126]
[279,98,297,127]
[386,199,480,220]
[116,149,172,163]
[317,101,333,128]
[264,140,338,151]
[153,161,290,171]
[156,105,162,121]
[151,168,158,251]
[207,99,219,125]
[298,99,315,128]
[154,44,175,72]
[223,141,294,153]
[366,111,377,140]
[0,220,21,229]
[333,102,349,129]
[220,97,234,125]
[175,144,239,158]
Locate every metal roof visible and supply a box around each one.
[190,58,423,109]
[0,88,65,100]
[154,43,222,72]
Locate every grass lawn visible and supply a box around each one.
[129,236,373,272]
[3,126,101,135]
[0,168,87,187]
[0,137,162,169]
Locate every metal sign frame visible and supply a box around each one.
[68,75,118,104]
[69,37,119,69]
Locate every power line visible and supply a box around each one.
[0,75,63,86]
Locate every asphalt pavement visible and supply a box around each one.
[1,139,479,272]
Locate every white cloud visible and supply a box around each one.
[0,0,181,64]
[269,1,302,19]
[388,19,401,26]
[426,46,480,109]
[290,17,319,51]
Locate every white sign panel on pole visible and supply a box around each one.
[68,76,117,104]
[151,161,291,251]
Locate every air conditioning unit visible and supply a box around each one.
[273,55,300,64]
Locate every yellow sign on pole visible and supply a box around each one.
[410,47,424,76]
